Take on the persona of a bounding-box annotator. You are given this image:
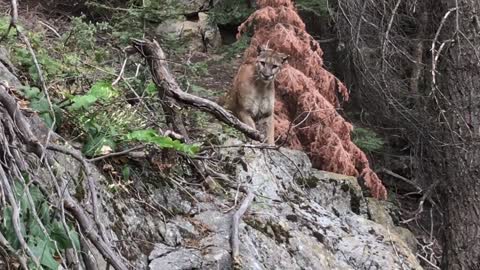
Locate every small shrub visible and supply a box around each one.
[210,0,254,25]
[296,0,330,16]
[221,34,251,59]
[352,127,384,153]
[18,86,62,129]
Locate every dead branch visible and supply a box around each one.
[379,168,422,192]
[63,196,128,270]
[130,39,265,142]
[88,145,145,162]
[46,144,109,243]
[0,85,43,156]
[201,143,279,151]
[231,190,255,266]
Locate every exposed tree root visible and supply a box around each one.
[0,83,129,270]
[231,190,255,268]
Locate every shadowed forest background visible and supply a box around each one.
[0,0,479,269]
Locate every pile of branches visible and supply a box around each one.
[0,1,130,269]
[236,0,387,199]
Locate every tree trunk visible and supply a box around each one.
[333,0,480,267]
[441,0,480,268]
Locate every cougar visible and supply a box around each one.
[220,44,289,144]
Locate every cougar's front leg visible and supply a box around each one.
[265,115,275,145]
[237,110,256,130]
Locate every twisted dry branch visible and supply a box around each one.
[130,39,265,142]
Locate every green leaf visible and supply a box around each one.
[30,97,50,113]
[28,219,44,238]
[82,134,116,157]
[29,186,44,207]
[2,206,20,249]
[145,82,158,95]
[13,181,32,213]
[39,112,55,130]
[68,81,118,111]
[37,202,51,226]
[69,94,98,110]
[20,86,41,99]
[88,81,118,101]
[125,129,200,155]
[49,221,80,250]
[28,237,60,270]
[122,165,131,181]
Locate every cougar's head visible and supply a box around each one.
[255,44,289,82]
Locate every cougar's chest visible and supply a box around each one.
[249,90,274,121]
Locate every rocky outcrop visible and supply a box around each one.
[177,0,211,14]
[155,12,222,52]
[95,136,421,269]
[136,145,422,270]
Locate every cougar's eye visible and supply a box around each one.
[260,61,266,66]
[272,65,278,69]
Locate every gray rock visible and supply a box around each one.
[0,48,21,89]
[149,243,203,270]
[146,147,422,270]
[303,170,368,216]
[367,198,418,253]
[155,12,221,52]
[177,0,210,14]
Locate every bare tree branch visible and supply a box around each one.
[130,39,265,142]
[231,190,255,266]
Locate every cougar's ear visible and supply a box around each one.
[257,44,264,54]
[281,54,290,64]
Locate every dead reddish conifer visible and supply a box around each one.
[235,0,387,199]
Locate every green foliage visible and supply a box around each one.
[18,86,62,129]
[121,165,132,181]
[221,35,251,59]
[66,82,143,157]
[66,16,99,51]
[141,0,184,21]
[8,4,200,159]
[145,81,158,96]
[187,61,209,77]
[13,46,62,83]
[296,0,330,16]
[352,127,384,153]
[65,81,197,157]
[68,81,119,110]
[126,129,200,155]
[210,0,254,25]
[0,16,18,39]
[1,181,80,269]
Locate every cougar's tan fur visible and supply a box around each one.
[220,44,289,144]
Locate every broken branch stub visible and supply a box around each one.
[130,39,265,142]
